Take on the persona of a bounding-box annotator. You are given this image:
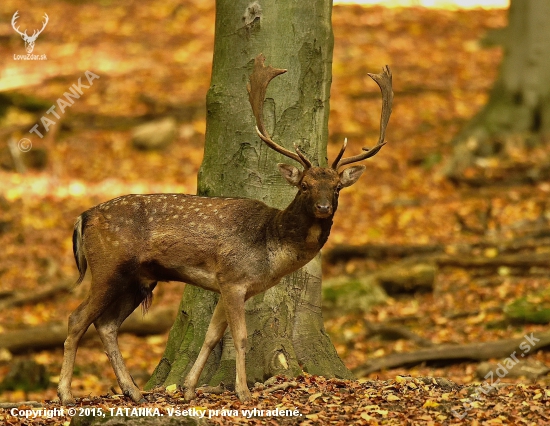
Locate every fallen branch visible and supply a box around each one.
[325,237,550,267]
[353,329,550,377]
[435,252,549,269]
[0,401,43,409]
[0,307,176,353]
[324,243,444,263]
[253,381,298,395]
[0,290,15,300]
[375,260,435,295]
[448,162,550,188]
[363,320,433,347]
[445,306,502,320]
[0,282,73,310]
[197,385,225,395]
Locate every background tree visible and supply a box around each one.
[444,0,550,180]
[147,0,353,392]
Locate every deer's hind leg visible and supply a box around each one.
[58,277,122,405]
[183,297,228,401]
[94,281,157,403]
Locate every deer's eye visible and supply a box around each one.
[301,182,308,191]
[335,184,342,193]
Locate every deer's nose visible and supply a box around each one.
[315,203,331,215]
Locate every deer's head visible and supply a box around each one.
[12,11,49,54]
[248,54,393,220]
[276,164,363,219]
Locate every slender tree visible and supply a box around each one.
[147,0,354,392]
[444,0,550,178]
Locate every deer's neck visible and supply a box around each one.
[272,196,333,253]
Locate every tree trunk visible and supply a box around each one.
[146,0,352,392]
[444,0,550,178]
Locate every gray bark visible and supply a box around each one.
[444,0,550,177]
[147,0,352,392]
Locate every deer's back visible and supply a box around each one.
[79,194,279,293]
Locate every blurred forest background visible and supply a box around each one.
[1,0,550,410]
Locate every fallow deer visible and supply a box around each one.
[57,54,393,404]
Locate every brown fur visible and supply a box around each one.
[57,167,362,405]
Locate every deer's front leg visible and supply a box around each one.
[183,299,227,401]
[222,289,251,402]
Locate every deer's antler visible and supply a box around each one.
[30,13,49,41]
[332,65,393,170]
[248,54,312,169]
[11,11,26,37]
[12,11,48,40]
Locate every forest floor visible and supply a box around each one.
[1,1,550,424]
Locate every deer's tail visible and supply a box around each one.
[73,214,88,285]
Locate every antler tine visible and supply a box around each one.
[38,13,49,35]
[11,11,24,36]
[248,54,311,169]
[330,138,348,170]
[29,13,48,40]
[334,65,393,170]
[294,143,313,169]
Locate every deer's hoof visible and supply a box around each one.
[184,388,196,401]
[58,389,76,406]
[236,388,252,402]
[59,396,76,406]
[123,388,145,403]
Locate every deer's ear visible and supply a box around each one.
[339,165,366,188]
[278,163,302,186]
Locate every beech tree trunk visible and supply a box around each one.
[444,0,550,177]
[147,0,352,392]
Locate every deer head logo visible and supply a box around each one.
[12,11,49,54]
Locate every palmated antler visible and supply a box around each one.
[248,54,312,169]
[332,65,393,170]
